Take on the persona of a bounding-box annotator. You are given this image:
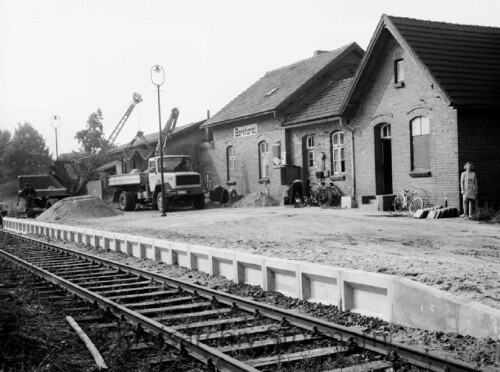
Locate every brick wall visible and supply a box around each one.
[287,120,353,197]
[458,109,500,207]
[348,36,461,208]
[207,114,287,202]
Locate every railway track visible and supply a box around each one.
[0,230,491,371]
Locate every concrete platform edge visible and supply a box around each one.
[4,217,499,338]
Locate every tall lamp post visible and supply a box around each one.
[151,65,167,217]
[51,115,60,161]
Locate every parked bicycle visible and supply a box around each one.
[393,187,424,215]
[305,181,341,207]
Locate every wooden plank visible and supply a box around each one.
[80,277,141,287]
[42,260,89,268]
[218,334,320,353]
[86,280,152,291]
[171,316,248,331]
[107,289,178,301]
[62,270,120,279]
[325,360,392,372]
[98,285,159,296]
[197,325,275,342]
[247,346,346,368]
[125,296,194,309]
[71,272,130,283]
[66,316,108,370]
[137,301,212,315]
[153,308,232,322]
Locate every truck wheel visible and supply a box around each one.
[119,192,136,211]
[45,198,59,209]
[156,193,170,213]
[193,194,205,210]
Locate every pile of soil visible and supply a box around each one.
[231,191,279,208]
[37,196,120,222]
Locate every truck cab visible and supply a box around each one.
[109,155,207,212]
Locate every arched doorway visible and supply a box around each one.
[375,123,392,194]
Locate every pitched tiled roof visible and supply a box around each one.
[341,15,500,113]
[108,119,205,155]
[203,43,361,127]
[282,78,353,126]
[387,15,500,107]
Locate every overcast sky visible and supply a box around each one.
[1,0,499,157]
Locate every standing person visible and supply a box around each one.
[460,162,478,218]
[19,183,37,213]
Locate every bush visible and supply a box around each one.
[470,203,499,223]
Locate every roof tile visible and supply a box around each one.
[204,43,359,127]
[387,15,500,106]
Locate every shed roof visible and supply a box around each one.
[203,43,363,128]
[341,15,500,112]
[108,119,205,155]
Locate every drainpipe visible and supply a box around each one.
[340,118,356,200]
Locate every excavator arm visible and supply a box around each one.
[155,108,179,157]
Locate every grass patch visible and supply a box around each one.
[469,204,500,223]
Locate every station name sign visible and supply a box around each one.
[234,124,258,138]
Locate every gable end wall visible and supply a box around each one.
[349,37,460,207]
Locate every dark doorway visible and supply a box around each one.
[381,139,392,194]
[375,123,393,194]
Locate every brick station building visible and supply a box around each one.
[201,15,500,211]
[201,43,364,201]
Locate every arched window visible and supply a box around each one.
[258,141,269,178]
[410,117,430,170]
[306,135,314,167]
[332,131,345,174]
[381,123,391,139]
[227,146,235,181]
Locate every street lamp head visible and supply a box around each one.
[51,115,60,129]
[151,65,165,86]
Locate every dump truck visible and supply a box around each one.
[108,155,207,212]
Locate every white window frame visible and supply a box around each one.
[332,131,345,174]
[306,135,314,167]
[410,116,431,170]
[381,123,391,139]
[227,146,236,181]
[259,141,269,178]
[395,59,404,83]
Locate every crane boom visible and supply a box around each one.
[107,92,143,147]
[155,107,179,157]
[73,92,142,195]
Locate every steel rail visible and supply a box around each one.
[0,237,258,372]
[2,230,492,372]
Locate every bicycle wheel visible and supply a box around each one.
[409,197,424,215]
[317,189,332,207]
[393,192,405,212]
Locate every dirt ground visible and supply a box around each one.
[35,197,500,312]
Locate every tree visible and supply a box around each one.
[0,129,12,182]
[75,109,108,153]
[3,123,52,179]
